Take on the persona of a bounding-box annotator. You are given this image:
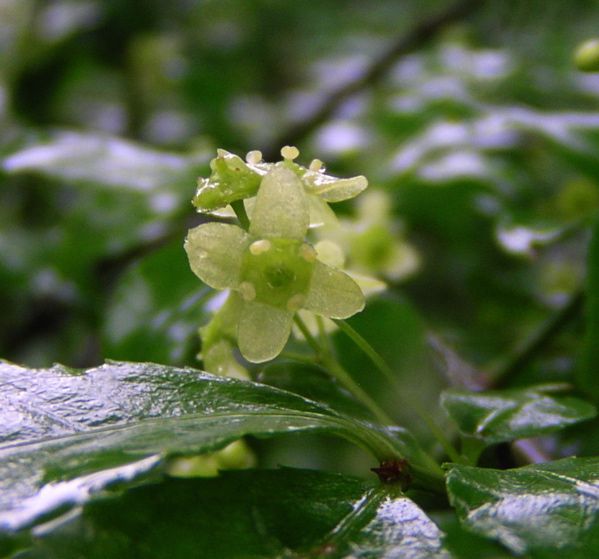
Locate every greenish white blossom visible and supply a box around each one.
[186,161,365,363]
[193,146,368,228]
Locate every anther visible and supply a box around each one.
[239,282,256,301]
[286,294,305,311]
[309,159,324,172]
[249,239,272,255]
[281,145,300,161]
[246,150,262,164]
[299,243,317,263]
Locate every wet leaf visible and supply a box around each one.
[2,131,203,201]
[441,385,596,444]
[0,360,411,532]
[446,457,599,558]
[11,469,449,559]
[103,241,213,365]
[433,511,514,559]
[258,361,374,420]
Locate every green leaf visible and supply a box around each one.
[334,296,448,445]
[446,457,599,558]
[2,131,202,198]
[441,384,596,444]
[579,216,599,401]
[257,362,437,478]
[103,241,213,365]
[12,469,449,559]
[258,361,374,420]
[0,360,412,532]
[433,511,514,559]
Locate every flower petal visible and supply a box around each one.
[347,271,387,297]
[237,300,293,363]
[307,194,338,228]
[202,339,249,380]
[303,261,365,319]
[185,223,249,289]
[303,171,368,202]
[250,166,309,240]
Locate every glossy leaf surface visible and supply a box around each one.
[10,469,449,559]
[0,361,411,532]
[446,458,599,558]
[441,385,596,444]
[2,131,202,198]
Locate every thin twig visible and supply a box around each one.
[490,288,585,389]
[264,0,484,157]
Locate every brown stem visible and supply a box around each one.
[264,0,485,158]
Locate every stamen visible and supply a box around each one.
[281,145,300,161]
[287,293,305,311]
[309,159,324,172]
[239,282,256,301]
[249,239,272,255]
[299,243,317,263]
[246,150,262,164]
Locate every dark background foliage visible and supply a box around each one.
[1,1,599,556]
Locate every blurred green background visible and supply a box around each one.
[1,0,598,405]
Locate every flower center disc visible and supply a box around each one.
[240,238,315,310]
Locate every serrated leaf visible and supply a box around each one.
[441,385,596,444]
[0,360,417,533]
[446,457,599,558]
[12,469,449,559]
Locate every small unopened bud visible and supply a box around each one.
[575,39,599,72]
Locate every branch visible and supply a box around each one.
[264,0,484,158]
[490,288,585,389]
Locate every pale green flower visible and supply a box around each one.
[192,147,368,227]
[319,190,420,281]
[185,165,365,363]
[199,292,249,379]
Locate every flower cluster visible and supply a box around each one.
[193,145,367,227]
[185,147,417,371]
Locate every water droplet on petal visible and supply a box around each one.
[281,145,300,161]
[239,281,256,301]
[249,239,272,255]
